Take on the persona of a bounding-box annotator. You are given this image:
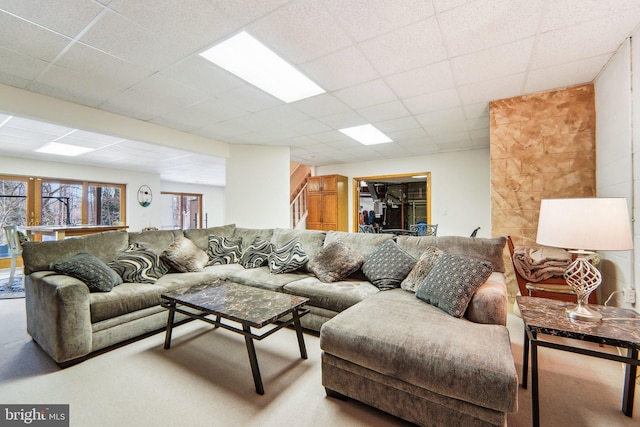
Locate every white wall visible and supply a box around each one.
[316,148,491,237]
[225,144,290,228]
[594,36,637,308]
[160,181,225,228]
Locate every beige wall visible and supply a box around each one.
[490,84,597,298]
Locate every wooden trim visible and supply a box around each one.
[0,257,22,269]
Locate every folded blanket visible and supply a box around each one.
[512,246,571,283]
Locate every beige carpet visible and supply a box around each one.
[0,298,638,427]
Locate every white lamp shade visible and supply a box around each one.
[536,198,633,251]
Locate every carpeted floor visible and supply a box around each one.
[0,298,638,427]
[0,275,24,299]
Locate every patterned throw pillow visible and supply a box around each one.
[268,237,309,274]
[161,236,209,272]
[362,240,417,290]
[415,253,493,318]
[109,243,168,284]
[207,235,243,265]
[309,239,364,282]
[401,246,444,292]
[240,237,273,269]
[54,252,122,292]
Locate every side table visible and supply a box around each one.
[517,296,640,427]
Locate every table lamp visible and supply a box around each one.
[536,198,633,322]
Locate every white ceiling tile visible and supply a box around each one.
[160,56,245,96]
[524,54,611,94]
[458,73,525,105]
[359,17,447,76]
[439,0,543,57]
[540,0,640,32]
[530,13,640,70]
[291,119,333,135]
[153,100,248,132]
[300,46,380,92]
[334,79,397,110]
[375,116,422,133]
[248,0,352,64]
[323,0,435,42]
[317,110,368,130]
[385,61,455,99]
[194,121,252,140]
[0,11,70,62]
[432,0,475,13]
[463,102,490,120]
[291,94,350,118]
[451,37,534,85]
[213,84,282,113]
[404,88,460,115]
[0,46,48,85]
[357,101,410,123]
[415,107,468,135]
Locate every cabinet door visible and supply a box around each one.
[307,192,323,229]
[321,193,338,229]
[307,176,322,193]
[321,175,337,192]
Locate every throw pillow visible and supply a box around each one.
[207,235,243,266]
[54,252,122,292]
[401,246,444,292]
[161,236,209,272]
[108,243,168,284]
[308,239,364,282]
[268,237,308,274]
[415,253,493,318]
[362,240,417,290]
[240,237,273,269]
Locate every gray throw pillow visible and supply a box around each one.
[161,236,209,272]
[108,243,168,284]
[207,235,243,265]
[268,237,309,274]
[401,246,444,292]
[415,253,493,318]
[362,240,417,290]
[240,237,273,269]
[309,239,364,282]
[54,252,122,292]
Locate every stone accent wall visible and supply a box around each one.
[490,84,596,299]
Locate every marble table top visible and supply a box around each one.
[517,296,640,349]
[162,280,309,328]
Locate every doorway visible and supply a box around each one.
[352,173,431,233]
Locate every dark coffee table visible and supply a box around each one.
[517,296,640,427]
[161,280,310,395]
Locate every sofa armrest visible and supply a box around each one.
[25,271,92,364]
[465,272,508,325]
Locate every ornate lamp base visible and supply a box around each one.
[564,253,602,322]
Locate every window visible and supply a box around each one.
[0,175,126,232]
[161,192,202,229]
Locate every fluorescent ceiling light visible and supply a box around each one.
[339,124,393,145]
[200,31,325,103]
[36,142,93,156]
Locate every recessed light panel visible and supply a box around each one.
[36,142,93,156]
[200,31,325,103]
[339,124,393,145]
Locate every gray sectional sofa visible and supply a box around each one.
[21,224,518,426]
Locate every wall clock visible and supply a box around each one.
[137,185,152,207]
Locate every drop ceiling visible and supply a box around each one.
[0,0,639,186]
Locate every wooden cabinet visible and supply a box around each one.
[307,174,348,231]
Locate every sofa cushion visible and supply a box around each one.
[108,243,168,284]
[89,282,164,323]
[323,231,394,260]
[128,229,184,255]
[308,240,364,282]
[184,224,236,250]
[362,240,416,290]
[239,237,273,269]
[268,237,309,274]
[206,235,243,265]
[54,252,122,292]
[225,266,313,292]
[161,236,209,272]
[233,227,274,248]
[396,235,507,272]
[271,228,326,272]
[416,253,493,318]
[319,289,518,414]
[283,277,379,312]
[401,246,443,292]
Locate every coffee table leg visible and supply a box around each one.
[293,309,307,360]
[531,338,540,427]
[522,328,529,389]
[164,301,176,349]
[622,348,638,416]
[243,324,264,395]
